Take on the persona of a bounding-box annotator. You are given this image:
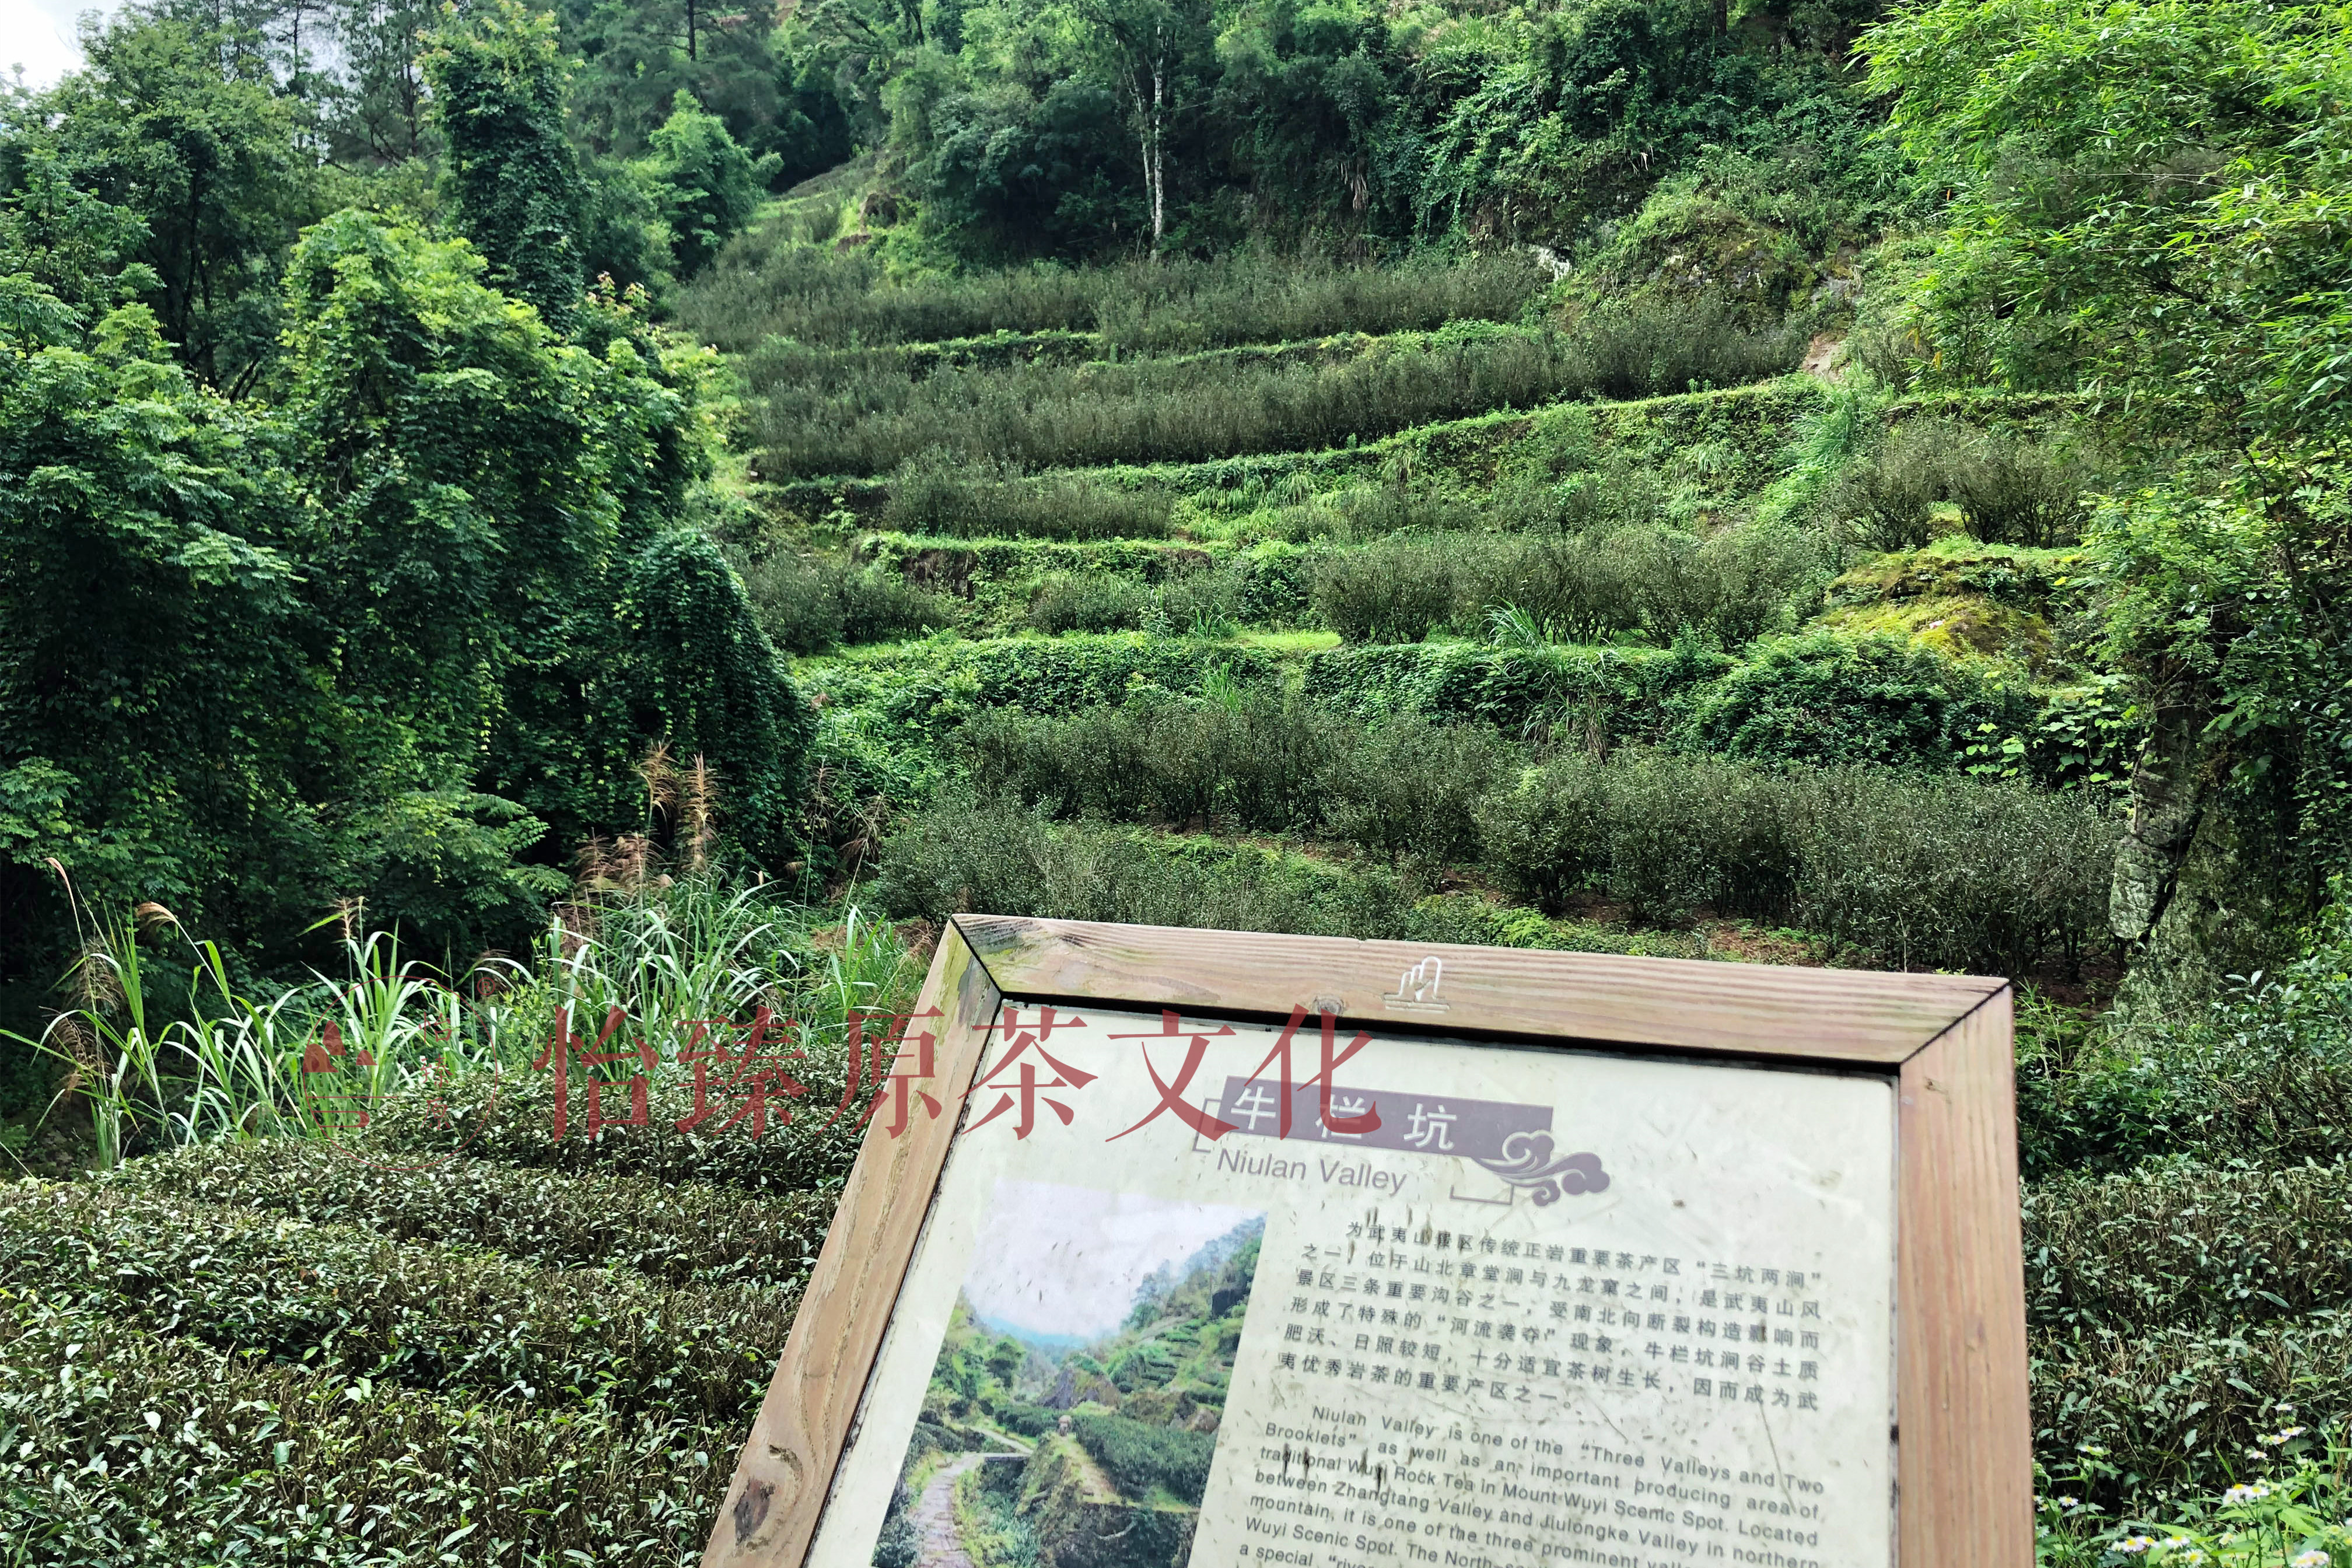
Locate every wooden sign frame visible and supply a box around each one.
[704,914,2029,1568]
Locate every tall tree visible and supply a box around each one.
[421,0,586,326]
[1066,0,1210,251]
[1866,0,2352,993]
[28,10,310,393]
[332,0,437,162]
[639,90,767,278]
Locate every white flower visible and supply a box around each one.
[2222,1483,2274,1506]
[2057,1495,2081,1510]
[2115,1536,2155,1556]
[2291,1552,2329,1568]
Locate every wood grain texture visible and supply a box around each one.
[701,925,1001,1568]
[1897,988,2031,1567]
[956,914,2003,1065]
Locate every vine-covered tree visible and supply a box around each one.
[421,0,587,326]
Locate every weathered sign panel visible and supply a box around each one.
[705,916,2028,1568]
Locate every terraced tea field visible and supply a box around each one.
[5,245,2337,1566]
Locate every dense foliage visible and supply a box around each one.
[5,0,2352,1560]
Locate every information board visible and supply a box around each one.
[704,916,2029,1568]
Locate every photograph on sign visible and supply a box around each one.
[803,1002,1896,1568]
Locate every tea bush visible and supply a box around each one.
[871,796,1423,937]
[955,694,1512,862]
[955,690,1350,833]
[1324,715,1510,867]
[916,709,2119,975]
[1069,1412,1217,1504]
[1480,751,2118,972]
[1027,573,1156,634]
[0,1183,791,1423]
[1310,537,1459,643]
[858,533,1222,603]
[1308,527,1826,649]
[1819,418,1951,550]
[0,1283,736,1563]
[884,453,1175,541]
[111,1139,832,1290]
[737,551,963,652]
[1820,418,2086,550]
[750,328,1590,477]
[744,302,1805,479]
[1300,641,1728,737]
[1948,433,2087,548]
[679,247,1548,355]
[2027,1160,2352,1339]
[802,635,1282,732]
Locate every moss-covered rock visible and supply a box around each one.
[1817,541,2090,671]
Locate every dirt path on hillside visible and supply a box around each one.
[912,1452,1026,1568]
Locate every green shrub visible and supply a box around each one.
[886,454,1174,540]
[874,798,1732,962]
[110,1139,832,1290]
[1301,640,1729,739]
[1821,419,1950,551]
[956,691,1349,833]
[1324,715,1509,866]
[1947,433,2086,547]
[1823,419,2085,549]
[1028,573,1154,634]
[994,1402,1063,1438]
[0,1183,791,1422]
[804,635,1282,733]
[1068,1412,1217,1504]
[737,551,963,652]
[872,797,1422,937]
[2021,904,2352,1177]
[1564,295,1808,401]
[1479,751,2118,973]
[0,1283,736,1564]
[1684,629,2035,769]
[742,300,1804,480]
[1234,548,1314,626]
[361,1061,872,1195]
[679,247,1546,355]
[2027,1160,2352,1340]
[858,533,1224,611]
[1481,751,1799,924]
[955,695,1513,864]
[1147,565,1247,636]
[1311,537,1458,642]
[873,1480,922,1568]
[2029,1303,2352,1508]
[1310,527,1824,649]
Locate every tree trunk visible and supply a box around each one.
[2110,694,2211,944]
[1148,61,1165,252]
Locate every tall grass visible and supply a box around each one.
[745,300,1805,478]
[680,247,1549,355]
[11,883,925,1168]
